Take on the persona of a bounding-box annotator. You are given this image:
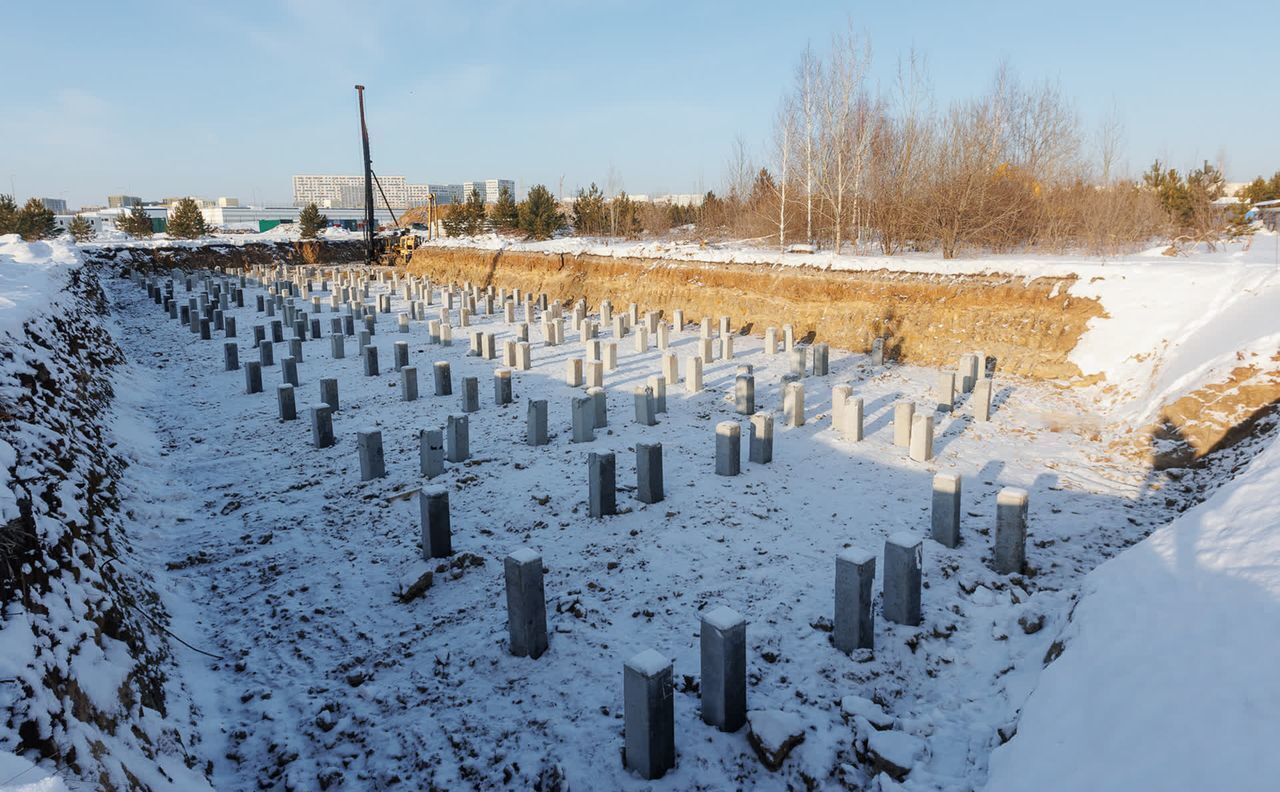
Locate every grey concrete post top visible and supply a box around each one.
[625,648,671,676]
[838,547,877,566]
[886,532,923,552]
[998,487,1029,506]
[701,605,745,631]
[935,472,961,489]
[507,547,541,565]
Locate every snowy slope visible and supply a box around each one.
[0,234,78,340]
[0,237,211,791]
[985,430,1280,792]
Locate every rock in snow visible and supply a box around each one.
[746,709,806,771]
[840,695,894,730]
[859,728,927,781]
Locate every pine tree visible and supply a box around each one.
[442,204,466,237]
[492,185,519,232]
[572,183,607,235]
[68,214,94,242]
[117,204,154,237]
[167,198,207,239]
[16,198,58,241]
[0,194,17,235]
[463,188,486,235]
[299,202,328,239]
[518,184,564,240]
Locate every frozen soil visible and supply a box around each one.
[105,271,1174,790]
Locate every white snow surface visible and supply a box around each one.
[986,430,1280,792]
[4,232,1279,788]
[99,265,1173,788]
[0,750,71,791]
[0,234,79,339]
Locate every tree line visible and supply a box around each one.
[714,31,1280,256]
[437,185,565,240]
[0,195,60,241]
[467,31,1265,257]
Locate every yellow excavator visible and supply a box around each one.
[376,229,419,266]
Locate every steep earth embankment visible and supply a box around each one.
[88,238,366,274]
[0,236,210,790]
[405,242,1280,467]
[406,246,1101,380]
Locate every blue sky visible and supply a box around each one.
[3,0,1276,208]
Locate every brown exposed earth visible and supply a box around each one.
[1142,356,1280,469]
[406,246,1104,380]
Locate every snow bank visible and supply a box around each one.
[985,431,1280,792]
[0,239,210,790]
[0,750,71,791]
[0,234,79,340]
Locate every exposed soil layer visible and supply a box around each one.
[406,246,1104,380]
[89,239,366,273]
[1143,356,1280,469]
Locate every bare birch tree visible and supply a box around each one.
[795,45,820,245]
[815,28,873,253]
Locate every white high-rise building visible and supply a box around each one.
[462,179,515,204]
[406,183,465,207]
[292,175,409,209]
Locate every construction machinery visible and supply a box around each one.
[355,84,417,266]
[380,229,419,266]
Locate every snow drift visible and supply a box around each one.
[985,427,1280,791]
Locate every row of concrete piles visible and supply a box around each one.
[133,262,1029,782]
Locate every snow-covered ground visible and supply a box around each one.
[101,268,1173,789]
[3,231,1279,789]
[986,414,1280,792]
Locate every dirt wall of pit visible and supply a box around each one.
[89,238,366,273]
[91,241,1277,468]
[407,246,1103,380]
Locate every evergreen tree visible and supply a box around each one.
[462,187,486,235]
[298,202,328,239]
[1236,172,1280,206]
[442,204,466,237]
[572,183,607,235]
[68,214,94,242]
[167,198,207,239]
[492,184,519,232]
[0,194,17,235]
[117,204,154,237]
[610,192,641,237]
[16,198,58,241]
[518,184,564,240]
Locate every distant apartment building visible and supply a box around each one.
[654,193,705,207]
[39,198,68,214]
[108,195,142,208]
[292,174,409,210]
[293,175,496,208]
[406,183,464,207]
[462,179,515,204]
